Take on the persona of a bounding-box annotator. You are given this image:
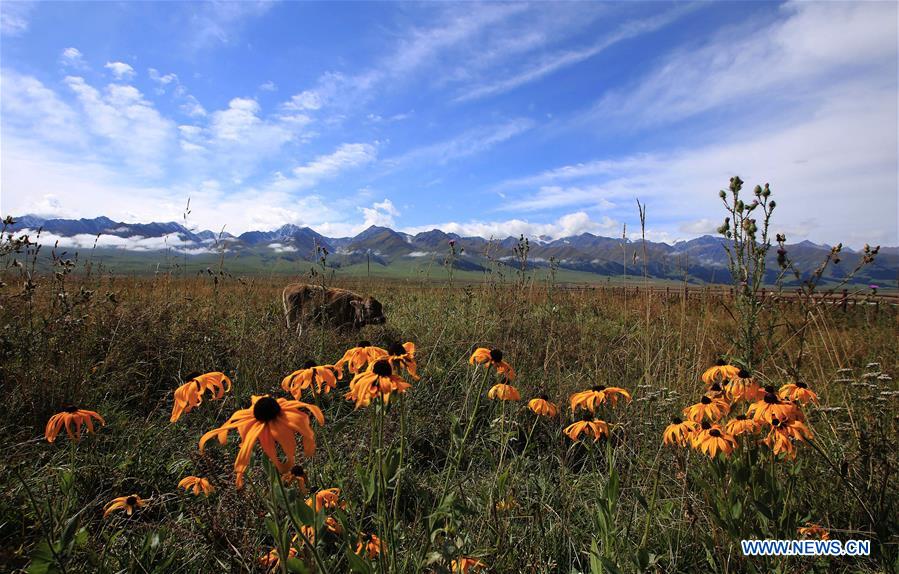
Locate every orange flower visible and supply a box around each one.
[335,342,388,377]
[725,414,760,437]
[692,423,737,458]
[451,557,487,573]
[387,341,420,380]
[345,359,411,409]
[103,494,146,518]
[682,395,730,423]
[45,406,105,443]
[199,395,324,488]
[280,464,308,492]
[798,523,830,540]
[570,385,632,413]
[170,372,232,422]
[563,418,609,442]
[281,361,340,398]
[778,381,819,405]
[299,516,343,544]
[764,417,813,459]
[469,347,516,380]
[488,383,521,401]
[307,487,345,512]
[528,395,558,417]
[356,533,385,560]
[178,476,214,496]
[259,547,297,571]
[701,360,740,386]
[663,416,699,446]
[725,369,762,403]
[747,387,804,424]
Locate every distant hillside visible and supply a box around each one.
[5,215,896,285]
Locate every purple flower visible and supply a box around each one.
[448,239,456,247]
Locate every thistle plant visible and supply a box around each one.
[717,176,776,369]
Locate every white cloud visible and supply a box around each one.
[404,211,620,240]
[64,76,175,175]
[16,228,209,253]
[590,1,897,128]
[1,0,35,36]
[148,68,178,86]
[104,61,135,80]
[259,80,277,92]
[60,47,88,69]
[279,142,378,190]
[188,1,274,51]
[360,199,399,228]
[0,69,86,146]
[454,5,694,103]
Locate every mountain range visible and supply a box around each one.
[6,215,896,285]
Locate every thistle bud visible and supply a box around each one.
[762,183,771,198]
[736,200,744,213]
[719,190,727,199]
[769,200,776,209]
[753,185,762,196]
[729,176,743,192]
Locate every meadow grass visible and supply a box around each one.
[1,268,896,573]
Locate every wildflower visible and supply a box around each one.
[778,381,819,405]
[488,383,521,401]
[563,417,609,442]
[692,424,737,458]
[452,557,488,573]
[45,406,105,443]
[259,547,297,571]
[281,464,308,492]
[725,414,760,437]
[764,417,813,459]
[199,395,324,488]
[798,523,830,540]
[701,359,740,386]
[726,369,762,403]
[469,347,516,380]
[706,381,726,398]
[495,497,517,512]
[299,516,342,544]
[178,476,214,496]
[356,533,386,560]
[528,395,558,417]
[103,494,146,518]
[682,395,730,423]
[307,487,345,511]
[663,416,699,446]
[335,342,388,377]
[345,359,411,409]
[387,341,420,380]
[171,372,232,423]
[747,388,803,424]
[281,361,339,398]
[570,385,632,413]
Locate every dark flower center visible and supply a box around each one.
[580,412,594,422]
[253,397,282,422]
[738,369,751,378]
[126,496,138,506]
[700,396,712,404]
[715,358,726,366]
[538,394,549,401]
[671,416,683,424]
[372,360,392,377]
[701,421,711,430]
[796,382,808,389]
[290,465,305,477]
[358,341,371,348]
[764,385,775,393]
[763,392,779,404]
[489,348,503,362]
[303,360,317,369]
[710,382,723,392]
[771,417,781,427]
[387,342,406,356]
[63,405,79,413]
[709,429,722,438]
[736,414,747,421]
[591,385,606,392]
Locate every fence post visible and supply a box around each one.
[841,289,848,312]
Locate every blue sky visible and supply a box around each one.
[1,1,896,246]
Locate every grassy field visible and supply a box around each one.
[1,261,896,573]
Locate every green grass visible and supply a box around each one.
[1,270,896,573]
